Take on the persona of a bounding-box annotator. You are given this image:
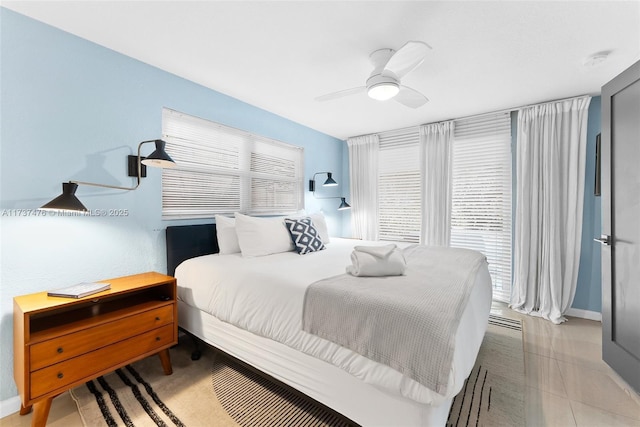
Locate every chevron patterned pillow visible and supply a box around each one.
[284,217,326,255]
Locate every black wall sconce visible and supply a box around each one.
[308,171,338,191]
[40,139,175,212]
[308,171,351,211]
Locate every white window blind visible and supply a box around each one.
[377,129,421,243]
[451,112,512,301]
[161,108,304,219]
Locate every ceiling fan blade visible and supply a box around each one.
[394,86,429,108]
[315,86,367,102]
[383,41,431,79]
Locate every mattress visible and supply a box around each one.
[175,238,492,408]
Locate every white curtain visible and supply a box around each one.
[511,96,591,324]
[348,134,379,240]
[419,121,454,246]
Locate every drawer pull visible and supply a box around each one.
[156,336,161,341]
[57,372,64,379]
[57,347,64,354]
[155,316,161,321]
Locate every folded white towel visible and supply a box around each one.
[346,244,407,277]
[353,244,397,258]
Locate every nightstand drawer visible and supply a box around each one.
[30,304,173,371]
[30,323,174,399]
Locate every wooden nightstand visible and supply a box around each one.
[13,272,178,427]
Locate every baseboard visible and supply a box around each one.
[0,395,21,419]
[566,307,602,322]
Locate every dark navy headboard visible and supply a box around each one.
[166,224,219,276]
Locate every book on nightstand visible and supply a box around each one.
[47,282,111,298]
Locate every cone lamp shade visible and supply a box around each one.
[141,139,176,168]
[40,182,88,212]
[323,172,338,186]
[338,197,351,210]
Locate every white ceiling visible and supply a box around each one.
[3,1,640,140]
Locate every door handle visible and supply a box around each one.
[594,234,612,246]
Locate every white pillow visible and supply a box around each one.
[234,213,295,257]
[309,212,330,243]
[215,215,241,254]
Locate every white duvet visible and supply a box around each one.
[175,238,492,405]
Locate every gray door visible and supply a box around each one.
[600,59,640,393]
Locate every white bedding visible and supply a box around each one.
[175,238,493,407]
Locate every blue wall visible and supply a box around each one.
[573,97,602,312]
[0,8,346,403]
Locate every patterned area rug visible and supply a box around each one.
[70,338,240,427]
[446,314,526,427]
[71,315,524,427]
[211,354,352,427]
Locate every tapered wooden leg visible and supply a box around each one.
[19,403,32,415]
[158,348,173,375]
[31,398,52,427]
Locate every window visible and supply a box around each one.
[371,112,512,301]
[161,108,304,219]
[377,129,421,243]
[451,112,512,301]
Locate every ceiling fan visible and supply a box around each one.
[315,41,432,108]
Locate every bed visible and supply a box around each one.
[166,220,492,427]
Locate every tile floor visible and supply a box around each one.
[2,303,639,426]
[490,302,640,426]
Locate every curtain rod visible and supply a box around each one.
[512,93,594,113]
[347,93,596,140]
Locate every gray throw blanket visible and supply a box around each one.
[302,245,487,395]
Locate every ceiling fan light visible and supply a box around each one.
[368,82,400,101]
